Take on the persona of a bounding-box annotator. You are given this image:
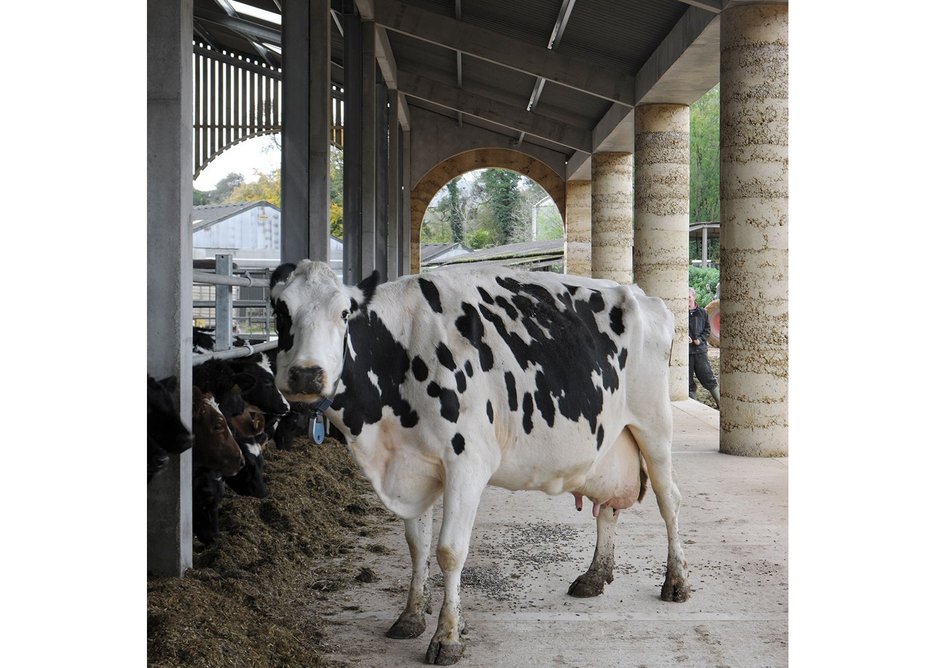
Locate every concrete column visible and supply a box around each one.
[361,20,377,277]
[634,104,691,401]
[591,152,633,283]
[719,3,788,457]
[147,0,193,576]
[375,81,389,281]
[342,9,362,285]
[387,89,400,280]
[281,0,330,265]
[403,129,414,275]
[563,180,591,277]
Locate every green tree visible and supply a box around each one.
[689,84,719,224]
[329,146,343,238]
[480,169,524,244]
[438,177,466,243]
[228,170,281,207]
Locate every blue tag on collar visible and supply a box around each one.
[309,412,326,445]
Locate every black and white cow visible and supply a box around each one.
[270,260,690,665]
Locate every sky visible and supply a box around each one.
[194,134,283,192]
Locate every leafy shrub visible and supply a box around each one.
[689,266,720,308]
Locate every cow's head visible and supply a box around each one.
[270,260,378,403]
[192,387,244,476]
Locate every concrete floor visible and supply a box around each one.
[321,400,788,667]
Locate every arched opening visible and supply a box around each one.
[410,148,565,274]
[420,168,564,272]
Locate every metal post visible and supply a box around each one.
[702,225,709,267]
[387,89,400,280]
[343,5,363,285]
[215,254,233,349]
[375,81,389,281]
[361,20,377,277]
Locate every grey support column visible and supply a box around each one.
[343,8,363,285]
[387,89,400,280]
[147,0,193,576]
[375,81,389,281]
[720,3,789,457]
[634,104,691,401]
[563,180,591,277]
[591,152,634,283]
[361,20,378,277]
[402,129,412,274]
[282,0,331,264]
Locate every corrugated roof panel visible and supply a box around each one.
[461,0,565,48]
[558,0,688,72]
[460,55,539,106]
[388,32,459,84]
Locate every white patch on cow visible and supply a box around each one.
[367,370,381,392]
[247,442,262,457]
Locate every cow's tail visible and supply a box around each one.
[638,453,649,503]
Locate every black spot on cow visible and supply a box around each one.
[412,356,429,382]
[464,360,473,377]
[479,305,532,369]
[270,263,296,290]
[272,299,294,353]
[494,296,518,321]
[596,424,605,450]
[609,306,625,335]
[486,400,494,423]
[436,343,457,372]
[533,371,555,427]
[495,276,523,294]
[563,284,579,296]
[454,370,467,393]
[358,270,380,304]
[418,278,444,313]
[426,382,460,423]
[477,287,495,305]
[455,302,495,371]
[451,433,465,455]
[331,310,419,436]
[618,348,628,369]
[504,372,518,411]
[522,392,535,434]
[588,290,605,312]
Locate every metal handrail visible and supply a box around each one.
[192,339,278,366]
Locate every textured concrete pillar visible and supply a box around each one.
[591,152,633,283]
[564,180,591,277]
[634,104,690,401]
[719,3,788,457]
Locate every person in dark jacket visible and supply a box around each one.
[688,287,720,409]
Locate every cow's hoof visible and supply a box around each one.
[386,613,426,639]
[567,573,606,598]
[425,638,464,665]
[661,575,690,602]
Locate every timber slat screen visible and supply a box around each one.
[193,42,344,179]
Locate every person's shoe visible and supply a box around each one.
[709,386,720,410]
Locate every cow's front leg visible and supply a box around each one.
[387,505,435,639]
[568,504,618,597]
[425,468,487,665]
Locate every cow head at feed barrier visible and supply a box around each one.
[269,260,378,404]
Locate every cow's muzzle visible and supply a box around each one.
[288,365,326,396]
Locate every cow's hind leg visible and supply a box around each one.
[425,465,488,665]
[387,505,435,639]
[627,424,690,601]
[568,504,618,597]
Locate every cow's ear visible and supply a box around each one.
[351,270,380,313]
[270,262,296,302]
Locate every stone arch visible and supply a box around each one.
[410,148,566,274]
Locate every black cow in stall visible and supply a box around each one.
[147,375,193,482]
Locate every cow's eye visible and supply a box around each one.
[341,310,350,322]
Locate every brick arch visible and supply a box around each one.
[410,148,566,274]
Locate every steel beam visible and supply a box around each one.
[397,69,591,153]
[374,0,635,106]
